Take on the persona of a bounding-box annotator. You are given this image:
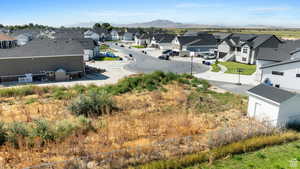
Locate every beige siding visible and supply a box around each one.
[0,55,84,76]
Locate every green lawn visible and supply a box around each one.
[132,45,146,48]
[220,62,256,75]
[189,141,300,169]
[94,57,120,61]
[211,63,221,72]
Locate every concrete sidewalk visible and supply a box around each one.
[195,68,259,86]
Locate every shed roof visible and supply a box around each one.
[248,84,296,104]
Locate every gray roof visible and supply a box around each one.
[248,84,296,104]
[222,34,281,49]
[257,40,300,62]
[153,34,176,43]
[178,34,217,46]
[0,38,95,58]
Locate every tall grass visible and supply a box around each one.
[136,132,299,169]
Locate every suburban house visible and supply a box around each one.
[172,34,218,56]
[15,33,33,46]
[94,27,109,41]
[217,34,282,65]
[0,38,88,83]
[84,30,100,42]
[0,34,17,48]
[213,32,232,43]
[254,40,300,81]
[135,33,152,46]
[247,84,300,127]
[110,30,124,41]
[258,48,300,91]
[123,32,134,41]
[150,34,176,50]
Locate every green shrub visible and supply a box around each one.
[32,120,56,143]
[68,90,115,117]
[0,122,7,145]
[7,122,29,147]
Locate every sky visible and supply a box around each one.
[1,0,300,27]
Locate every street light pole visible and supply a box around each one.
[191,54,194,76]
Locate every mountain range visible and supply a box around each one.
[67,19,286,29]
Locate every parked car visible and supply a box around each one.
[201,53,216,60]
[169,51,179,56]
[129,54,133,58]
[120,44,125,47]
[158,55,170,60]
[115,43,118,45]
[162,49,172,54]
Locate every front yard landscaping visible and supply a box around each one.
[219,61,256,75]
[94,57,121,61]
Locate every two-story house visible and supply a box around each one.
[217,34,282,65]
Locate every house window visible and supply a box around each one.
[237,47,241,52]
[243,47,249,54]
[296,74,300,77]
[242,57,247,61]
[272,71,284,76]
[275,84,280,88]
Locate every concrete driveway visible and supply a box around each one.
[109,43,209,74]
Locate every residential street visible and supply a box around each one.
[109,43,209,74]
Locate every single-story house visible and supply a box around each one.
[247,84,300,127]
[217,34,282,65]
[110,30,125,41]
[172,34,218,56]
[150,34,176,50]
[0,38,88,83]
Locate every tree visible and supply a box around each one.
[93,23,101,29]
[0,24,4,28]
[102,23,113,32]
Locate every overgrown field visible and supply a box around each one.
[0,72,295,168]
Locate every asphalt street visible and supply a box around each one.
[110,43,209,74]
[109,43,254,94]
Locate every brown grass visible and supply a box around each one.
[0,83,250,168]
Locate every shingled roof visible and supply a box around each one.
[0,38,95,58]
[178,34,217,46]
[248,84,296,104]
[257,40,300,62]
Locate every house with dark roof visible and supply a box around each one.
[0,38,94,83]
[150,34,176,50]
[217,34,282,65]
[247,84,300,127]
[172,34,218,56]
[134,33,152,46]
[257,48,300,91]
[84,30,100,42]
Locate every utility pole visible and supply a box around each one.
[236,68,242,85]
[190,54,194,76]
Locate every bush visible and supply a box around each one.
[68,90,115,117]
[0,122,7,145]
[32,120,56,143]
